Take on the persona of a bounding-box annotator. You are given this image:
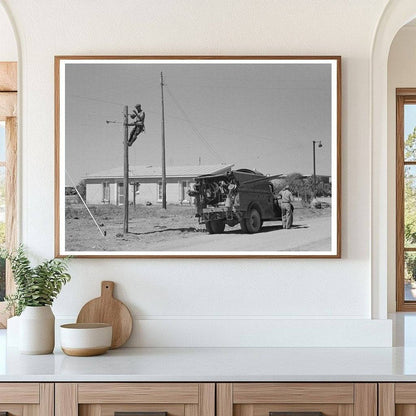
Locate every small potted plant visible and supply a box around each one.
[1,246,71,354]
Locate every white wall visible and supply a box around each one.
[387,25,416,312]
[0,4,16,61]
[85,184,102,205]
[0,0,393,346]
[136,183,158,205]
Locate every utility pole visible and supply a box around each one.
[107,104,145,234]
[312,140,316,197]
[160,72,167,209]
[123,105,129,233]
[312,140,322,199]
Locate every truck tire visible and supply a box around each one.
[206,221,214,234]
[240,219,248,233]
[206,220,226,234]
[245,208,262,234]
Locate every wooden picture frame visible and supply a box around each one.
[396,88,416,311]
[0,61,18,327]
[55,56,341,258]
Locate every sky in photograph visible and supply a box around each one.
[405,104,416,141]
[65,61,333,185]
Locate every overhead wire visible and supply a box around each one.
[165,85,225,164]
[67,94,125,107]
[69,92,279,144]
[70,79,300,163]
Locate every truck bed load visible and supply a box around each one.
[189,169,282,234]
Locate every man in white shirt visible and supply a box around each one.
[278,185,294,229]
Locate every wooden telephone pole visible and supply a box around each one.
[107,105,146,234]
[123,105,129,233]
[160,72,167,209]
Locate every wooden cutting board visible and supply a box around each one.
[76,281,133,349]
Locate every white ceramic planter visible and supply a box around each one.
[19,306,55,354]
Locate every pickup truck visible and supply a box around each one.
[188,168,282,234]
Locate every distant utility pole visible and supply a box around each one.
[160,72,167,209]
[312,139,323,198]
[123,105,129,233]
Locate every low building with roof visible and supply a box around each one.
[83,164,234,206]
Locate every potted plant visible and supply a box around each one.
[1,246,71,354]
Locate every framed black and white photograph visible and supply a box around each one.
[55,56,341,258]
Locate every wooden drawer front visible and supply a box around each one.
[78,383,200,404]
[218,384,376,416]
[233,384,354,404]
[0,404,25,416]
[0,383,39,404]
[394,384,416,404]
[80,403,185,416]
[235,403,349,416]
[379,383,416,416]
[57,383,215,416]
[0,383,53,416]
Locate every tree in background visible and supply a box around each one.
[0,223,4,246]
[271,173,330,204]
[404,166,416,247]
[287,173,307,198]
[272,173,307,196]
[0,173,5,300]
[0,174,4,244]
[76,179,86,200]
[404,127,416,281]
[405,126,416,161]
[405,253,416,283]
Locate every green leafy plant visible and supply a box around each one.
[0,245,71,316]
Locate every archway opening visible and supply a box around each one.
[387,18,416,312]
[371,1,416,323]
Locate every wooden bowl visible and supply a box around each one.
[60,323,112,356]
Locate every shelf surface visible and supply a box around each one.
[1,330,416,382]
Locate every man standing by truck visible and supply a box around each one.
[278,185,294,229]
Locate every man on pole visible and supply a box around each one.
[128,104,145,146]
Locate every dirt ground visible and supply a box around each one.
[65,201,332,252]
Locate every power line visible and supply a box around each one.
[165,86,225,164]
[169,83,325,91]
[68,94,125,107]
[70,92,278,144]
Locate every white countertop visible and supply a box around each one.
[1,328,416,382]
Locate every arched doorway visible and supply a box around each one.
[371,1,416,319]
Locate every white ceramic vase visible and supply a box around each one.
[19,306,55,354]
